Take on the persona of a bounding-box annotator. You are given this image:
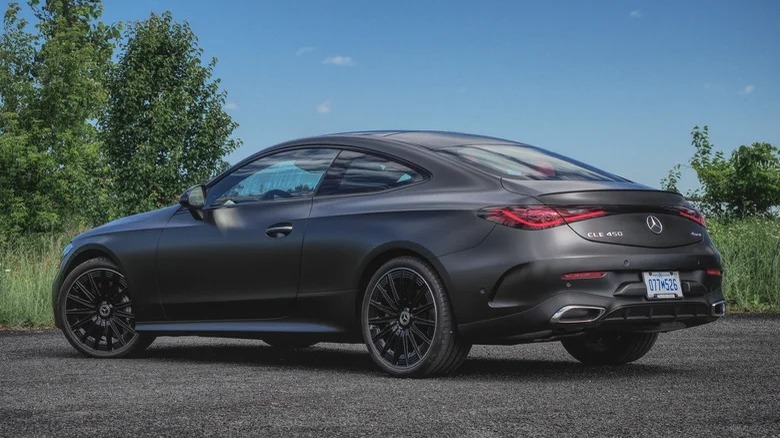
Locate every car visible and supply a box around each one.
[53,131,725,377]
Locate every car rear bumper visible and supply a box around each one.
[440,223,725,344]
[458,289,725,344]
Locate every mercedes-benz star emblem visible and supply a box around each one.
[646,215,663,234]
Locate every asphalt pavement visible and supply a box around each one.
[1,315,778,437]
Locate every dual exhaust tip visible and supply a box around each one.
[551,301,727,324]
[550,306,605,324]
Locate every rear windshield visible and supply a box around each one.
[438,144,625,181]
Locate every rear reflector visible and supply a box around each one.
[478,206,606,230]
[706,268,722,277]
[561,271,607,280]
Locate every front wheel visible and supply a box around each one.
[561,332,659,365]
[361,256,471,377]
[57,257,155,358]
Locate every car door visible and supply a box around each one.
[156,147,339,321]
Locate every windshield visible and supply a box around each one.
[438,144,626,181]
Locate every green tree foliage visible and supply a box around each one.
[663,125,780,217]
[101,12,239,216]
[0,0,118,236]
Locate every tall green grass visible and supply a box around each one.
[708,217,780,312]
[0,233,72,327]
[0,218,778,328]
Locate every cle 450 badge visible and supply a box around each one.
[587,231,624,238]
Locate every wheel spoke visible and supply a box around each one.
[370,300,397,316]
[108,320,126,347]
[414,318,435,327]
[66,308,95,316]
[410,323,432,346]
[113,301,132,310]
[68,293,94,309]
[387,274,401,305]
[392,335,402,365]
[114,310,134,320]
[368,315,396,324]
[412,302,434,316]
[380,332,398,357]
[113,317,136,337]
[101,324,110,350]
[73,281,96,303]
[71,314,95,330]
[371,322,397,343]
[87,272,100,298]
[402,332,410,366]
[376,284,399,311]
[409,329,423,359]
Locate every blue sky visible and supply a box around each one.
[20,0,780,190]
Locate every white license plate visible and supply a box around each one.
[642,271,682,299]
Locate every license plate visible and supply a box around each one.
[642,271,682,299]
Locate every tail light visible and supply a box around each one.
[478,206,606,230]
[677,206,706,227]
[706,268,722,277]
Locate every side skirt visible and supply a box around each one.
[136,319,345,338]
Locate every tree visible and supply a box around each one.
[101,12,239,216]
[0,0,118,237]
[663,125,780,216]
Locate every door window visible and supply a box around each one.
[207,148,338,207]
[318,150,426,196]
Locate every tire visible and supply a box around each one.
[57,257,155,358]
[561,332,659,365]
[361,256,471,377]
[263,336,318,349]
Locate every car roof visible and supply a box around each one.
[323,130,529,150]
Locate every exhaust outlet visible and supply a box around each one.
[711,300,726,317]
[550,305,606,324]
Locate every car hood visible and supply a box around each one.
[75,205,180,240]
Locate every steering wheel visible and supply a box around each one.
[262,189,293,200]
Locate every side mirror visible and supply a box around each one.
[179,185,206,220]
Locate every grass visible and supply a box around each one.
[0,233,73,328]
[1,218,778,328]
[708,217,780,312]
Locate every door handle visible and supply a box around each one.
[265,223,293,238]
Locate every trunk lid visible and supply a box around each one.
[501,179,705,248]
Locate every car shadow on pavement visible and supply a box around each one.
[70,340,685,380]
[139,342,378,374]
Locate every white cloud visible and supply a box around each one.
[738,84,755,96]
[316,100,332,114]
[629,10,643,18]
[322,56,354,66]
[224,102,238,111]
[296,46,315,56]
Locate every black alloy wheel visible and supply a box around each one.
[362,257,471,377]
[58,258,154,358]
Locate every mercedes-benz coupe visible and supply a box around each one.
[53,131,725,377]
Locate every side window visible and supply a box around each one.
[206,148,338,207]
[319,150,426,196]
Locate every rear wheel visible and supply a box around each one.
[57,257,155,358]
[561,332,658,365]
[361,256,471,377]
